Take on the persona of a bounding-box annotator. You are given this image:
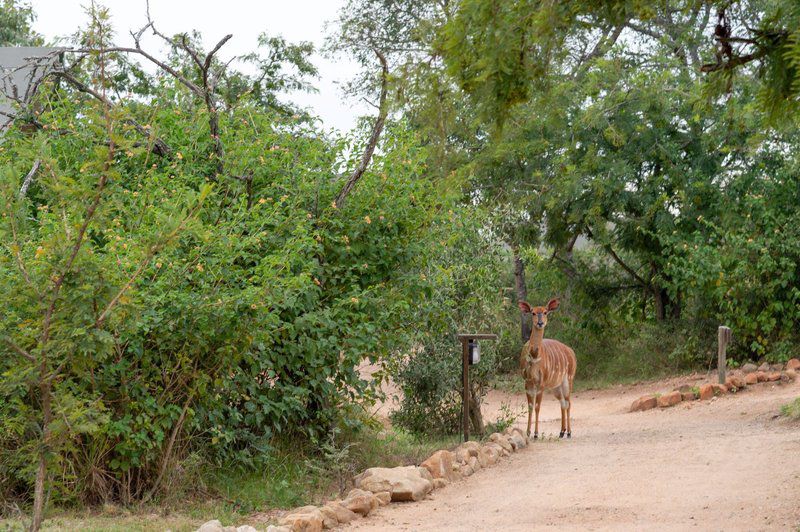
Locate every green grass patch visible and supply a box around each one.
[781,397,800,420]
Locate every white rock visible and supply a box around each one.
[355,466,433,501]
[489,433,514,453]
[279,506,324,532]
[197,520,224,532]
[342,488,378,515]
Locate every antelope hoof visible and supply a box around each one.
[559,430,565,438]
[567,432,572,438]
[533,433,538,440]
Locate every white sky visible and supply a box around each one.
[28,0,367,132]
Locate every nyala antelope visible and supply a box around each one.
[518,298,577,439]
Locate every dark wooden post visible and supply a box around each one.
[457,333,497,442]
[718,326,732,384]
[461,337,470,442]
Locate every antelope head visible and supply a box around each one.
[518,298,560,331]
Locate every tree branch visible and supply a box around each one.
[572,23,624,79]
[94,205,198,329]
[335,50,389,208]
[7,199,42,298]
[139,389,194,505]
[70,45,203,96]
[4,337,34,361]
[204,35,233,72]
[585,227,648,286]
[700,47,769,73]
[56,71,171,156]
[604,243,648,286]
[19,159,41,198]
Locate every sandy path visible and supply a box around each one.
[350,374,800,531]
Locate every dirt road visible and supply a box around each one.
[351,374,800,531]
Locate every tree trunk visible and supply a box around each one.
[654,288,666,321]
[513,253,531,341]
[30,378,52,532]
[468,389,484,436]
[654,287,680,321]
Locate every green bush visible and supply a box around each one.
[514,247,719,386]
[390,214,516,436]
[659,156,800,361]
[0,45,487,508]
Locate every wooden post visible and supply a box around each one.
[718,326,732,384]
[457,333,497,442]
[461,337,470,442]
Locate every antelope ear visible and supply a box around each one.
[546,298,560,312]
[518,301,532,313]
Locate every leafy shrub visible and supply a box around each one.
[0,40,488,509]
[516,246,719,385]
[390,212,516,436]
[657,145,800,361]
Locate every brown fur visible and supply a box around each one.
[518,299,577,438]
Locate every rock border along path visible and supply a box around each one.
[195,427,532,532]
[629,358,799,413]
[195,358,800,532]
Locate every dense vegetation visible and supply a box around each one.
[1,0,799,528]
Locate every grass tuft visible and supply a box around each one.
[781,397,800,420]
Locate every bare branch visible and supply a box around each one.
[56,71,171,156]
[701,47,769,73]
[19,159,41,199]
[588,24,624,61]
[204,35,233,72]
[604,244,648,286]
[335,50,389,208]
[570,23,625,80]
[625,22,662,40]
[71,45,203,96]
[130,21,152,48]
[179,34,206,71]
